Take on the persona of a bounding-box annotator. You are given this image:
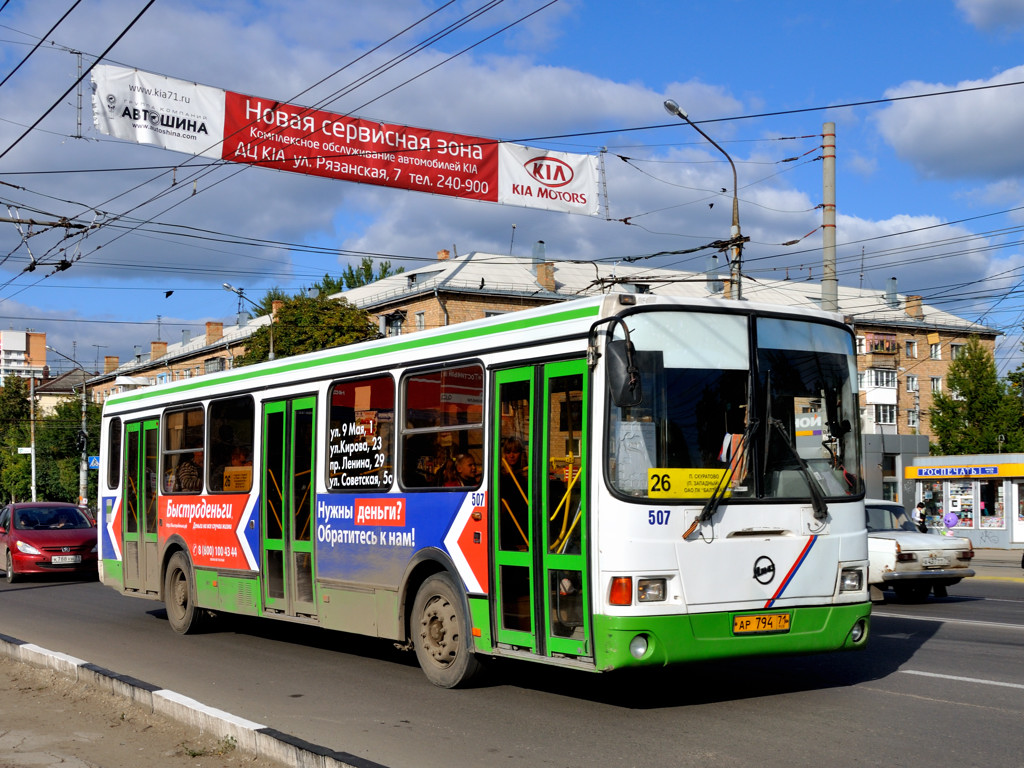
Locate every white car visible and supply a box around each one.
[865,499,975,601]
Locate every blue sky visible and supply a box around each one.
[2,0,1024,373]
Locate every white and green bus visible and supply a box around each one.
[97,293,870,687]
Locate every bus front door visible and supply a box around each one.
[260,397,318,619]
[492,361,590,659]
[123,419,160,594]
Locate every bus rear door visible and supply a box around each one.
[123,419,160,594]
[492,361,590,660]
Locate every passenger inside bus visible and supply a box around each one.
[444,454,479,487]
[172,451,203,492]
[499,436,529,550]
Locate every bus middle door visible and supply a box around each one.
[492,361,590,660]
[261,397,317,619]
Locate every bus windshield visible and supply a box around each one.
[606,310,862,501]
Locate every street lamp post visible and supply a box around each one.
[223,283,274,360]
[663,98,745,300]
[45,345,88,506]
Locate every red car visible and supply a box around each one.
[0,502,97,583]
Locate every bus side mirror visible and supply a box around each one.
[607,339,643,407]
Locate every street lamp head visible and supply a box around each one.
[664,99,687,120]
[222,282,236,293]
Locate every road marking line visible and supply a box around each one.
[872,611,1024,631]
[901,669,1024,690]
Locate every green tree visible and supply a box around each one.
[247,286,289,318]
[930,336,1023,454]
[0,375,32,502]
[235,294,378,365]
[307,272,345,297]
[341,257,403,289]
[34,397,101,504]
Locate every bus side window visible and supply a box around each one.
[400,364,484,490]
[164,406,205,494]
[207,396,255,493]
[106,417,122,489]
[327,376,395,491]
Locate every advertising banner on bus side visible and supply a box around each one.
[91,64,599,216]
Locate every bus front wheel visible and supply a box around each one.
[411,573,482,688]
[164,551,207,634]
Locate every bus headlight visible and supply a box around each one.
[840,567,863,592]
[637,578,666,602]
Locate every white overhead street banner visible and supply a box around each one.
[92,65,600,216]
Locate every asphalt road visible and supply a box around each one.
[1,556,1022,768]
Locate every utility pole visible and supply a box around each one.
[29,378,37,501]
[46,345,89,506]
[822,122,838,312]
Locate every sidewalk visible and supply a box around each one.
[0,636,375,768]
[967,547,1024,581]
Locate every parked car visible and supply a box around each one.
[865,498,974,601]
[0,502,98,583]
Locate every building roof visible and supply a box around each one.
[89,314,268,386]
[337,250,996,337]
[36,368,91,394]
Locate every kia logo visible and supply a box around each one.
[524,157,573,188]
[753,556,776,585]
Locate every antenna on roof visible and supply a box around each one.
[509,224,516,256]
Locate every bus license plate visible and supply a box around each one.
[733,612,791,635]
[51,555,81,565]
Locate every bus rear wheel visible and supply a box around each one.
[164,551,207,634]
[411,573,482,688]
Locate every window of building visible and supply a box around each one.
[931,376,942,394]
[950,343,965,360]
[204,357,226,374]
[873,369,896,388]
[163,406,205,494]
[906,374,918,392]
[866,333,897,354]
[415,311,425,332]
[875,404,896,424]
[907,409,919,428]
[207,396,254,493]
[387,313,405,337]
[857,372,865,391]
[905,340,917,358]
[400,364,484,489]
[327,375,395,491]
[930,343,941,360]
[855,336,865,355]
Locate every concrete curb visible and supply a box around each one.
[0,633,386,768]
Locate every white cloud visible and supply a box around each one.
[873,65,1024,180]
[956,0,1024,30]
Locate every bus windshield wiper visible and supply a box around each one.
[766,417,829,520]
[682,417,758,539]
